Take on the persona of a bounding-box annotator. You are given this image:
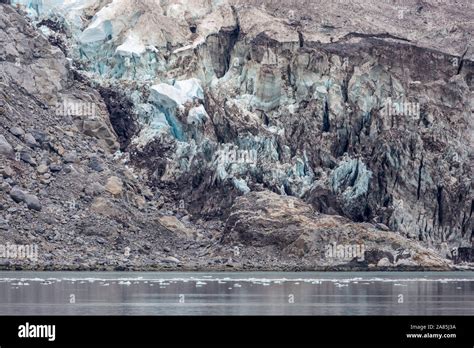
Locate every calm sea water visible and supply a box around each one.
[0,272,472,315]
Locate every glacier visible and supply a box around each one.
[8,0,469,254]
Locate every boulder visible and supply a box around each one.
[158,215,196,239]
[0,166,14,178]
[81,118,120,152]
[9,187,26,204]
[10,127,25,138]
[24,133,38,148]
[225,191,315,248]
[88,157,105,172]
[163,256,181,264]
[20,151,37,166]
[25,194,42,211]
[63,151,78,164]
[377,257,392,267]
[37,164,49,174]
[0,135,14,158]
[105,176,123,196]
[90,197,119,217]
[49,163,63,172]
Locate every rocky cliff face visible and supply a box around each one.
[0,0,472,270]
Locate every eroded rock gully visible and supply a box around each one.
[0,0,472,270]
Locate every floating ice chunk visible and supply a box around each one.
[335,283,348,288]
